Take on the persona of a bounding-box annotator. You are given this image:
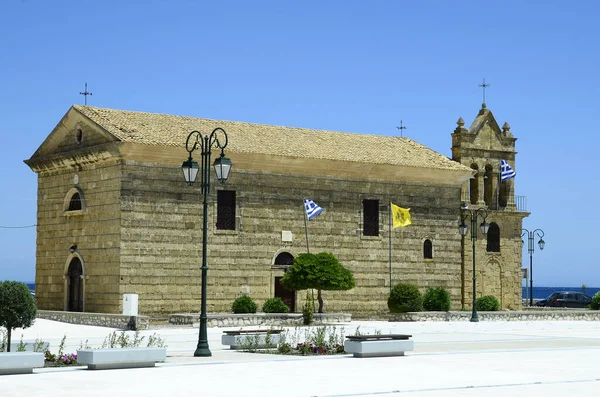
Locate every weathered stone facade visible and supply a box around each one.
[118,164,465,315]
[25,104,528,317]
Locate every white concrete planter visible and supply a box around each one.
[77,347,166,370]
[344,339,414,358]
[0,352,45,375]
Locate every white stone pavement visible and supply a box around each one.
[2,319,600,396]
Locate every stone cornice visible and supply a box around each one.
[24,142,122,174]
[27,141,473,185]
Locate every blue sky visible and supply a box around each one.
[1,0,598,287]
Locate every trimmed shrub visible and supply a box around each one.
[423,287,451,311]
[476,295,500,311]
[262,297,290,313]
[231,295,258,314]
[281,252,355,313]
[387,283,423,313]
[590,292,600,310]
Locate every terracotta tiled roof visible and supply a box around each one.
[74,105,470,171]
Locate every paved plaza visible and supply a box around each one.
[2,319,600,396]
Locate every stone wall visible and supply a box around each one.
[169,313,352,327]
[461,212,525,310]
[37,310,149,329]
[118,160,466,316]
[34,161,122,314]
[391,310,600,321]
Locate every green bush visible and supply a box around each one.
[262,297,290,313]
[476,295,500,311]
[590,292,600,310]
[231,295,258,314]
[302,291,314,325]
[423,287,451,311]
[387,283,423,313]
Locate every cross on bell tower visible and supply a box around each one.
[478,78,490,107]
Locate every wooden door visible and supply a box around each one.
[275,276,295,312]
[67,258,83,312]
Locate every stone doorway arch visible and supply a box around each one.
[66,257,84,312]
[483,258,503,308]
[272,251,296,312]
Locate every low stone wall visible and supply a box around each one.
[390,310,600,322]
[37,310,150,330]
[169,313,352,327]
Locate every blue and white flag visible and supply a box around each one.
[500,160,516,182]
[304,199,323,220]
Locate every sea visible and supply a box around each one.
[25,282,598,300]
[522,286,600,300]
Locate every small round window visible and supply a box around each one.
[75,128,83,144]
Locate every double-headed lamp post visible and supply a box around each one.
[458,202,490,322]
[521,228,545,307]
[181,128,232,357]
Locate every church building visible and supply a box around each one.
[25,103,528,317]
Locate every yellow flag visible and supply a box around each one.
[391,203,411,228]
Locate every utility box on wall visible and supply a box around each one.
[123,294,139,316]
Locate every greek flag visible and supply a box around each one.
[500,160,516,182]
[304,199,323,220]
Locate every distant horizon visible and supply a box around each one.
[11,280,600,288]
[3,1,600,286]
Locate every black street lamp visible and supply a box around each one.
[521,228,545,307]
[181,128,232,357]
[459,202,490,322]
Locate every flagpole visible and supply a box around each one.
[303,202,310,254]
[496,162,501,209]
[389,202,393,293]
[302,201,314,310]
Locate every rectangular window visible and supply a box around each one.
[217,190,236,230]
[363,199,379,236]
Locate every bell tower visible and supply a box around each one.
[451,103,519,209]
[451,102,529,310]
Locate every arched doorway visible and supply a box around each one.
[67,257,84,312]
[274,252,296,312]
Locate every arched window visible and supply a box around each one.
[274,252,294,267]
[498,180,508,208]
[469,164,479,205]
[63,188,85,213]
[484,165,493,207]
[486,223,500,252]
[68,192,82,211]
[423,239,433,259]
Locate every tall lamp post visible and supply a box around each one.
[181,128,232,357]
[458,202,490,322]
[521,228,545,306]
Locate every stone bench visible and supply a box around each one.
[0,352,45,375]
[222,329,283,350]
[77,347,166,370]
[344,334,414,358]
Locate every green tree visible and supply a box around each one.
[0,281,37,352]
[280,252,355,313]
